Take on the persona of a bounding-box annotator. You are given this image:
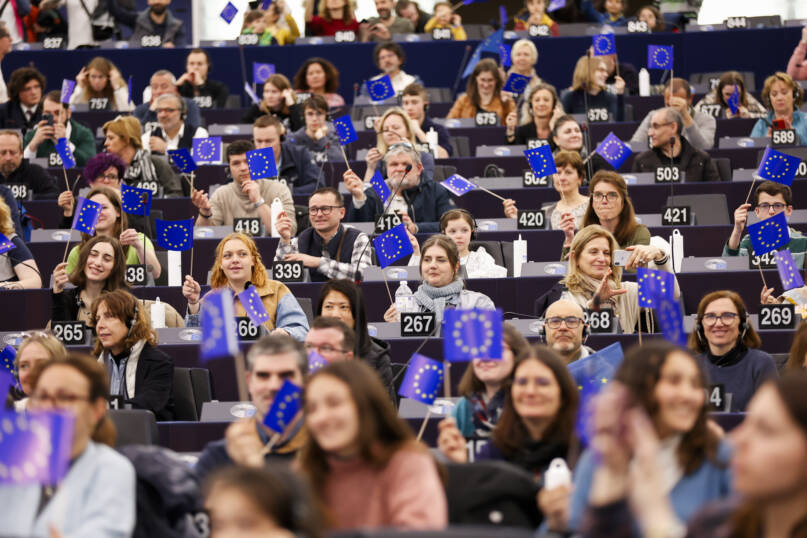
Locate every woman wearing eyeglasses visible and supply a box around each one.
[316,279,394,399]
[12,332,67,411]
[562,171,670,272]
[182,233,309,341]
[0,354,136,537]
[364,107,435,184]
[535,224,678,334]
[689,290,778,413]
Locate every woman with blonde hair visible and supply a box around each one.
[363,106,435,183]
[0,196,41,289]
[69,56,133,111]
[181,232,309,341]
[12,332,67,410]
[535,225,677,333]
[560,55,624,121]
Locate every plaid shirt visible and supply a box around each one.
[274,227,372,281]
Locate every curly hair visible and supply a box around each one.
[84,152,126,184]
[8,67,45,102]
[210,233,270,289]
[90,289,157,355]
[293,58,340,94]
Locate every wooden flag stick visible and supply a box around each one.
[382,270,394,306]
[637,306,643,346]
[615,54,621,78]
[189,247,195,283]
[444,361,451,398]
[416,408,432,442]
[61,235,71,264]
[62,166,69,191]
[340,145,351,170]
[744,175,758,206]
[475,184,506,201]
[758,263,768,289]
[261,432,281,456]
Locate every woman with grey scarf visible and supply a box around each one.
[383,234,495,323]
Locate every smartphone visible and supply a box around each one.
[772,119,787,130]
[43,113,53,126]
[613,250,630,266]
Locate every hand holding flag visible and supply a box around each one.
[168,148,198,173]
[263,380,302,433]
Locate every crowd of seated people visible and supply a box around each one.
[2,4,807,538]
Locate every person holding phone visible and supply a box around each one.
[535,225,677,333]
[750,72,807,145]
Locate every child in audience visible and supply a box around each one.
[513,0,559,35]
[299,360,448,530]
[580,0,626,25]
[423,2,466,40]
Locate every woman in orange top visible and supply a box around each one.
[447,58,515,126]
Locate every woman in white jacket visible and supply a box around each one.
[69,57,133,112]
[384,234,495,322]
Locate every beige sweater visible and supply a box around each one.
[209,179,297,235]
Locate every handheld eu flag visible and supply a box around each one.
[568,342,624,442]
[155,218,194,251]
[748,211,790,256]
[373,224,414,268]
[727,84,740,115]
[244,82,260,105]
[308,351,327,374]
[1,344,16,385]
[0,409,75,486]
[55,138,76,169]
[253,62,275,85]
[657,296,687,346]
[398,354,444,405]
[440,174,477,197]
[200,289,239,361]
[366,75,395,102]
[193,137,222,164]
[524,144,557,178]
[263,380,302,433]
[443,308,503,361]
[647,45,674,70]
[0,233,15,255]
[503,73,531,95]
[595,132,632,169]
[775,249,805,291]
[333,115,358,145]
[637,267,675,308]
[461,28,504,79]
[592,34,616,56]
[120,184,152,216]
[168,148,197,173]
[220,1,238,23]
[246,147,278,179]
[60,79,75,104]
[756,147,800,186]
[499,43,512,68]
[71,197,102,235]
[369,171,391,204]
[237,286,270,327]
[0,367,12,401]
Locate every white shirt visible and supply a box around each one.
[141,124,209,152]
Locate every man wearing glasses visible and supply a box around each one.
[724,181,807,264]
[632,107,720,182]
[140,93,208,155]
[274,186,371,281]
[543,299,595,364]
[192,139,296,236]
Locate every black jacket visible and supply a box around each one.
[278,141,320,195]
[177,79,229,109]
[105,341,175,421]
[347,178,456,234]
[364,337,395,403]
[631,136,720,182]
[0,100,41,135]
[241,104,305,132]
[0,159,59,199]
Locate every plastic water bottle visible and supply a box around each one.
[395,280,415,313]
[638,68,650,97]
[426,127,439,158]
[150,297,166,329]
[270,197,284,238]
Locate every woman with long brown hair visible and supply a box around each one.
[565,341,731,533]
[182,232,309,340]
[298,360,447,530]
[0,353,135,537]
[292,58,345,108]
[241,73,304,131]
[69,56,133,111]
[583,371,807,538]
[447,58,515,126]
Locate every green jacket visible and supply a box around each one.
[722,227,807,267]
[23,118,97,167]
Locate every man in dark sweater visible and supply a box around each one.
[194,335,308,483]
[632,107,720,182]
[344,143,455,234]
[0,130,58,199]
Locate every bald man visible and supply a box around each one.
[544,299,595,364]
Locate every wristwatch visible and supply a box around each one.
[253,197,266,209]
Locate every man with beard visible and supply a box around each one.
[543,299,595,364]
[111,0,186,48]
[361,0,414,42]
[194,335,308,481]
[0,130,58,199]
